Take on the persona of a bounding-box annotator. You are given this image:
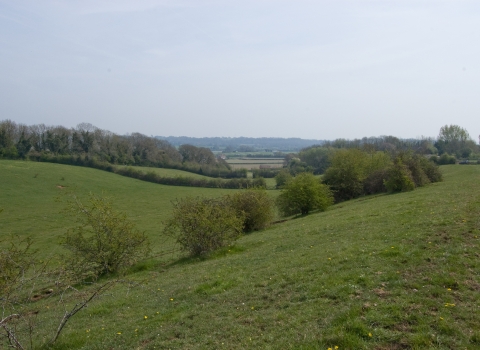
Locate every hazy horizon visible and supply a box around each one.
[1,1,478,140]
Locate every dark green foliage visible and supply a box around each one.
[276,172,333,216]
[322,149,370,201]
[383,159,415,193]
[62,193,150,279]
[0,120,247,179]
[226,189,275,232]
[363,168,388,195]
[322,149,441,200]
[251,168,280,178]
[275,168,293,189]
[298,146,334,174]
[436,153,457,165]
[163,197,244,256]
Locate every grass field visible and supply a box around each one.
[115,165,216,180]
[0,160,238,258]
[1,161,480,349]
[226,158,284,170]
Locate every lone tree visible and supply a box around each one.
[276,172,333,216]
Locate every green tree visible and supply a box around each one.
[163,197,244,256]
[276,172,333,216]
[62,193,150,279]
[436,125,475,158]
[226,189,275,232]
[275,168,293,189]
[298,146,335,174]
[322,148,370,201]
[384,158,415,193]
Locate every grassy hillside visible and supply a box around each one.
[115,165,216,180]
[0,160,238,257]
[1,161,480,349]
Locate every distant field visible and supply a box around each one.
[226,158,284,170]
[115,165,215,180]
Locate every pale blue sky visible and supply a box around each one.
[1,0,479,140]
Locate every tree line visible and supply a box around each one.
[0,120,246,178]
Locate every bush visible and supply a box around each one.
[276,172,333,216]
[226,189,275,232]
[384,159,415,193]
[437,153,456,165]
[163,197,244,256]
[322,149,369,201]
[363,168,388,195]
[62,193,150,279]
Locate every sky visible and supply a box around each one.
[0,0,479,140]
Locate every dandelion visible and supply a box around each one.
[328,258,331,260]
[144,316,148,319]
[368,332,372,337]
[440,317,444,320]
[447,288,451,291]
[170,298,174,301]
[328,348,332,350]
[335,347,339,350]
[86,329,90,333]
[117,332,122,335]
[251,306,255,310]
[157,311,160,314]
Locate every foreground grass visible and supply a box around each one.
[2,162,480,349]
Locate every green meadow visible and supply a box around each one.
[1,160,480,349]
[115,165,216,180]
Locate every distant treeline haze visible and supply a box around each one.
[0,120,246,178]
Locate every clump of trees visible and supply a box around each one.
[435,125,477,159]
[322,149,442,202]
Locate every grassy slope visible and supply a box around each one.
[115,165,216,180]
[0,160,238,257]
[2,161,480,349]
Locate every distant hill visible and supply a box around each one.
[155,136,326,151]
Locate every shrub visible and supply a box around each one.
[322,149,369,201]
[226,189,275,232]
[437,153,456,165]
[384,159,415,193]
[276,172,333,216]
[363,168,388,195]
[62,193,150,279]
[401,153,430,187]
[163,197,244,256]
